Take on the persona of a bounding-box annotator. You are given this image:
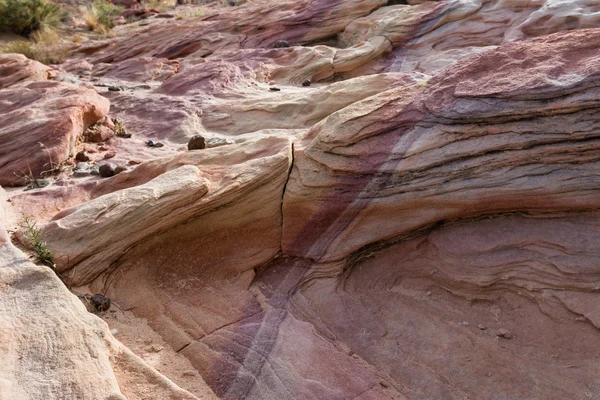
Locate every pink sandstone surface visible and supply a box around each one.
[2,0,600,399]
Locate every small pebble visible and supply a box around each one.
[114,165,127,175]
[458,321,469,327]
[150,345,164,353]
[25,179,50,190]
[188,135,206,150]
[380,381,389,388]
[182,370,198,377]
[75,150,90,162]
[107,86,123,92]
[128,160,142,165]
[425,291,432,296]
[99,163,117,178]
[91,294,111,311]
[496,328,513,339]
[302,79,312,87]
[273,40,290,48]
[76,162,89,170]
[206,137,235,148]
[269,87,281,91]
[110,329,119,335]
[478,324,487,330]
[104,151,117,159]
[90,165,100,175]
[73,169,90,177]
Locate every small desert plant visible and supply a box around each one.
[80,0,123,33]
[145,0,174,13]
[1,40,36,59]
[19,214,53,267]
[176,8,203,18]
[0,0,61,36]
[113,117,131,137]
[1,27,68,64]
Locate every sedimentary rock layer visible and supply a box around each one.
[0,61,109,186]
[282,28,600,262]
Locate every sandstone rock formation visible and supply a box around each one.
[3,0,600,399]
[0,55,109,186]
[0,190,215,400]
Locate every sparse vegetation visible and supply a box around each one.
[19,214,53,267]
[0,0,60,36]
[1,27,68,64]
[113,117,132,138]
[80,0,123,33]
[144,0,174,13]
[175,8,203,18]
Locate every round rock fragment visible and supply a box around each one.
[99,163,117,178]
[273,40,290,48]
[497,328,513,339]
[75,150,90,162]
[188,135,206,150]
[90,294,111,312]
[114,164,127,175]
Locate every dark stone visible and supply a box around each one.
[75,150,90,162]
[269,87,281,91]
[146,140,165,148]
[107,86,123,92]
[99,163,117,178]
[302,79,312,87]
[90,294,111,312]
[188,135,206,150]
[273,40,290,48]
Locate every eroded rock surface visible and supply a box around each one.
[3,0,600,399]
[0,74,109,186]
[0,197,213,400]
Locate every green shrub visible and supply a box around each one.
[94,0,122,28]
[0,0,60,36]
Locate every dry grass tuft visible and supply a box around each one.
[80,0,123,33]
[1,27,69,64]
[144,0,175,13]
